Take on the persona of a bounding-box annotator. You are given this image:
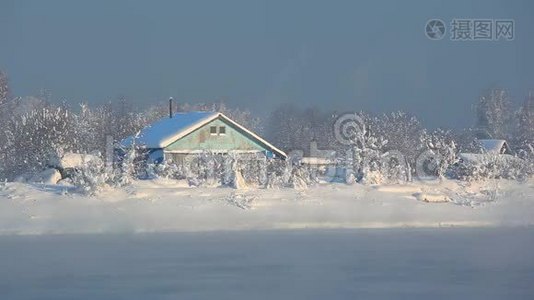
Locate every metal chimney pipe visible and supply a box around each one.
[169,97,173,118]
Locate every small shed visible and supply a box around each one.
[478,139,511,154]
[457,139,517,167]
[298,140,346,181]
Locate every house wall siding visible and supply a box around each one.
[164,118,267,152]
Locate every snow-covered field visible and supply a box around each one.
[1,229,534,299]
[0,178,533,235]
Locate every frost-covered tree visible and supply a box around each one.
[0,71,9,180]
[371,111,427,179]
[113,96,147,140]
[2,103,77,179]
[335,112,389,183]
[476,88,512,139]
[266,104,301,151]
[72,99,150,154]
[0,71,9,107]
[266,104,337,154]
[452,127,482,153]
[214,102,263,134]
[346,112,388,183]
[518,92,534,147]
[420,129,458,179]
[304,108,339,154]
[73,103,99,153]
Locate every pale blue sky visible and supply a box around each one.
[1,0,533,127]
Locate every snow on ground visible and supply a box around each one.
[0,178,533,235]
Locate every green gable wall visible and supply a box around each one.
[164,117,268,152]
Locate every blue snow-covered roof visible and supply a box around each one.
[121,111,218,148]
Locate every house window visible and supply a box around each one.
[219,126,226,135]
[210,126,217,135]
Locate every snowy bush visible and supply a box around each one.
[69,146,139,195]
[153,152,317,189]
[183,152,226,187]
[30,168,62,185]
[449,154,528,181]
[424,129,458,178]
[69,159,109,195]
[144,161,185,180]
[360,170,383,185]
[69,159,136,195]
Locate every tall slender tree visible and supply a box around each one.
[518,92,534,146]
[0,71,9,107]
[0,71,12,180]
[475,88,512,139]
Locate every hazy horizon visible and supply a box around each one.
[1,0,533,128]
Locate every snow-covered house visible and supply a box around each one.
[478,139,511,154]
[120,111,286,164]
[458,139,515,166]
